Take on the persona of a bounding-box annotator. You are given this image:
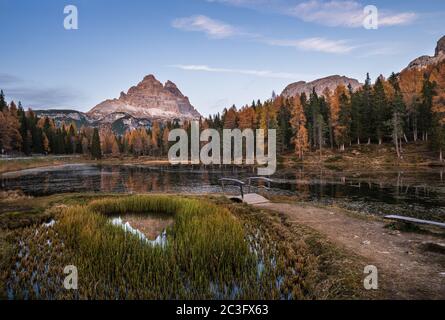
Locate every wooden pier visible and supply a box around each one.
[219,177,270,204]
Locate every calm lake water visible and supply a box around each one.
[1,164,444,221]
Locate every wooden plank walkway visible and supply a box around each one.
[384,215,445,228]
[227,193,270,205]
[219,177,270,205]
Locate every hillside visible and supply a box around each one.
[281,75,362,98]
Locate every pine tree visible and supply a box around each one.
[91,128,102,159]
[431,114,445,162]
[277,98,292,152]
[322,88,335,148]
[373,77,391,145]
[362,73,374,144]
[28,110,44,154]
[388,74,407,158]
[18,103,32,155]
[0,90,7,112]
[308,88,321,149]
[42,133,50,154]
[419,75,436,141]
[350,89,363,145]
[392,94,406,159]
[68,123,77,154]
[337,88,351,150]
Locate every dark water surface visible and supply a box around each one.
[1,164,444,221]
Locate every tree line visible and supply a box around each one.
[206,65,445,162]
[0,90,179,159]
[0,63,444,162]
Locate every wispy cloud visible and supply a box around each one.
[378,12,417,27]
[0,73,21,85]
[206,0,264,5]
[264,37,355,54]
[0,74,83,109]
[206,0,272,10]
[207,0,417,28]
[289,0,416,28]
[172,15,239,38]
[172,14,354,54]
[170,64,316,80]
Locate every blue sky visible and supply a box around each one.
[0,0,444,116]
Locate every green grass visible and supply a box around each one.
[0,157,81,174]
[210,196,378,300]
[1,193,373,300]
[5,195,289,299]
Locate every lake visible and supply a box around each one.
[1,164,444,221]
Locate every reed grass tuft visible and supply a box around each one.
[8,195,276,299]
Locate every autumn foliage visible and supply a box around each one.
[1,61,445,162]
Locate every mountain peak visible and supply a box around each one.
[405,35,445,71]
[142,74,158,82]
[88,74,201,122]
[435,35,445,56]
[164,80,184,97]
[164,80,176,87]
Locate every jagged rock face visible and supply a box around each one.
[405,35,445,71]
[34,109,91,128]
[281,75,362,98]
[88,75,201,121]
[435,35,445,56]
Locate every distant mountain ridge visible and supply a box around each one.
[33,109,152,135]
[33,109,91,128]
[281,75,362,98]
[34,74,201,134]
[280,36,445,99]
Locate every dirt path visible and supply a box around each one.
[255,202,445,299]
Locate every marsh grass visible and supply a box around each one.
[7,195,285,299]
[3,194,370,300]
[209,196,375,299]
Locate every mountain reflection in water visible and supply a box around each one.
[1,164,444,221]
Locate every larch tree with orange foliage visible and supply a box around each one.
[223,106,238,129]
[290,96,309,159]
[330,84,350,151]
[430,62,445,161]
[399,68,428,141]
[238,106,256,130]
[162,126,170,155]
[151,121,161,153]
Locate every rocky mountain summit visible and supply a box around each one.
[34,75,201,134]
[88,74,201,121]
[404,35,445,71]
[281,75,362,98]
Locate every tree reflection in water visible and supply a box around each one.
[1,164,444,220]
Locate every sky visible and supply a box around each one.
[0,0,444,117]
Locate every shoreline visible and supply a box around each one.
[1,154,444,176]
